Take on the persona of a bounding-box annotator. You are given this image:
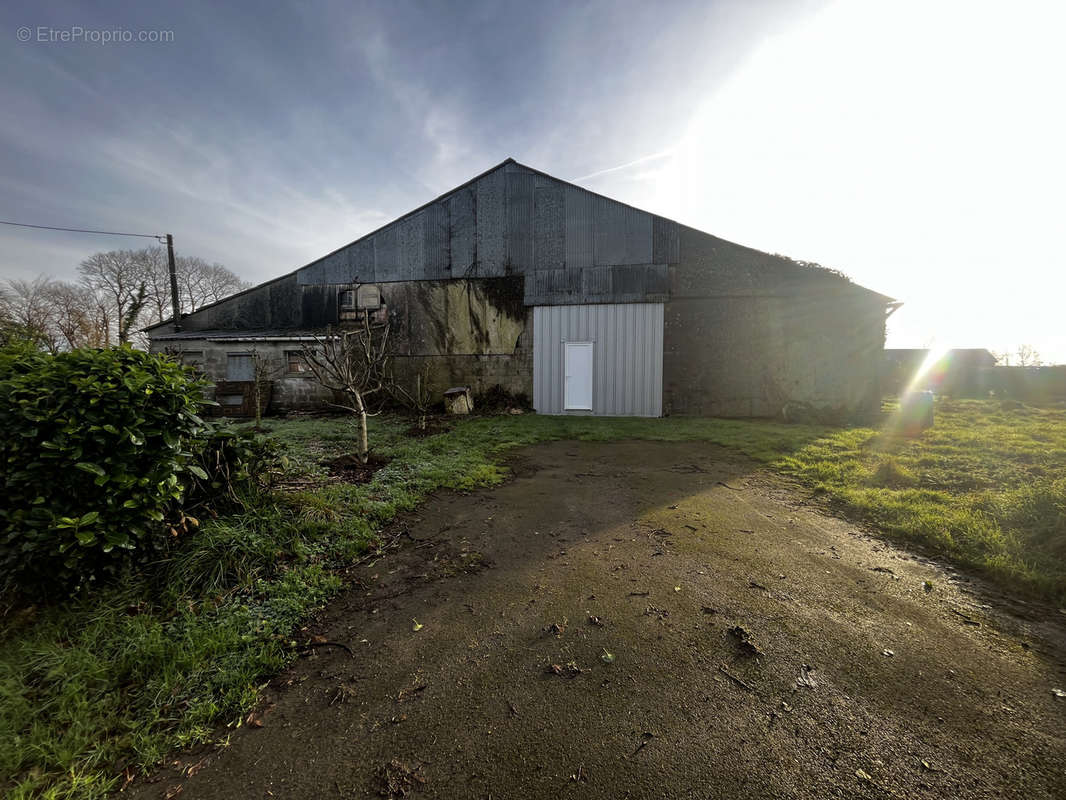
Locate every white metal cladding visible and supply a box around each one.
[533,303,664,417]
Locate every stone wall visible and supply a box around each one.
[150,340,334,413]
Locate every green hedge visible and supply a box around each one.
[0,346,212,594]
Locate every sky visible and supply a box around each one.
[2,0,1063,362]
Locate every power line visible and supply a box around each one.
[0,219,164,241]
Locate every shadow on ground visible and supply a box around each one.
[130,440,1066,800]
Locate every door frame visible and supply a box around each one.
[563,340,594,411]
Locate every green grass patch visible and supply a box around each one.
[4,399,1065,797]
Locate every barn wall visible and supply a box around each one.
[662,227,885,418]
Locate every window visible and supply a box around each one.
[339,289,356,309]
[226,353,254,381]
[286,350,312,374]
[218,394,244,406]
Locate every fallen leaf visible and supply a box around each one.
[856,768,873,782]
[163,784,184,799]
[1052,688,1066,698]
[601,648,616,664]
[674,586,681,593]
[411,619,424,632]
[882,649,895,657]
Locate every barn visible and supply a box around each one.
[146,159,894,419]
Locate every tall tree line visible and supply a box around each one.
[0,247,248,350]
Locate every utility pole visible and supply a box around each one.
[166,233,182,332]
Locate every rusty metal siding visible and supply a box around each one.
[533,302,663,417]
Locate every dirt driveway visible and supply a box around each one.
[132,441,1066,799]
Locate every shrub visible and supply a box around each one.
[184,425,280,511]
[0,346,211,594]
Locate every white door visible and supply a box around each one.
[564,342,593,410]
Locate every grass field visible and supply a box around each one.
[2,399,1064,798]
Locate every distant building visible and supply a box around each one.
[882,348,998,395]
[147,159,894,418]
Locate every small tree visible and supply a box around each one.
[249,349,281,431]
[390,364,432,431]
[303,314,391,463]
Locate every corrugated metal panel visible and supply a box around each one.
[295,162,668,301]
[533,176,564,269]
[350,238,375,283]
[320,249,352,283]
[533,303,663,417]
[652,216,680,264]
[423,202,450,279]
[507,169,534,273]
[581,266,612,298]
[564,184,594,269]
[593,196,627,266]
[475,167,507,276]
[528,268,581,304]
[296,260,325,285]
[625,206,654,263]
[448,187,476,276]
[397,213,424,282]
[526,263,670,305]
[374,224,399,281]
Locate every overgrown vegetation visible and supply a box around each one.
[3,398,1064,798]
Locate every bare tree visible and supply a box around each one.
[138,247,173,326]
[43,281,111,350]
[3,277,61,351]
[302,316,391,464]
[136,248,249,326]
[77,246,247,342]
[176,256,249,312]
[78,251,150,343]
[1015,344,1042,367]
